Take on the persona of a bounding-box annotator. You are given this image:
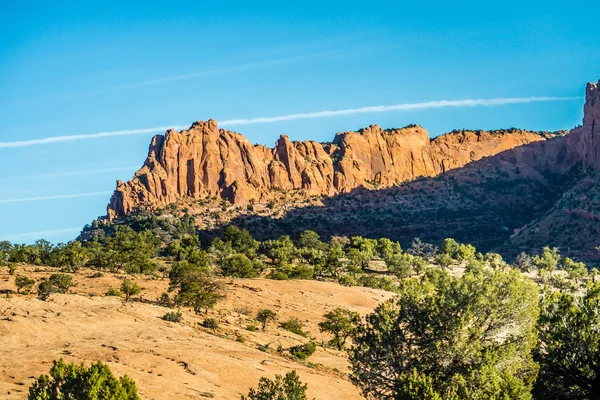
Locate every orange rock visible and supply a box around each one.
[108,80,600,220]
[107,122,554,219]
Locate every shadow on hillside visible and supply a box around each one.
[200,133,592,259]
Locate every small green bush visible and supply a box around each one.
[15,275,35,294]
[357,274,396,292]
[337,274,356,287]
[106,288,122,297]
[120,279,142,301]
[246,325,259,332]
[268,271,289,280]
[157,292,173,307]
[38,273,75,300]
[256,309,277,330]
[257,343,270,352]
[202,318,219,329]
[288,264,314,280]
[289,341,317,360]
[241,370,307,400]
[162,311,183,322]
[236,334,246,343]
[280,318,307,337]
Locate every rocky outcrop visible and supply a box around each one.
[108,80,600,220]
[107,122,554,219]
[565,81,600,169]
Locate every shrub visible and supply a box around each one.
[256,309,277,330]
[533,246,560,272]
[162,311,183,322]
[202,318,219,329]
[8,263,17,275]
[288,264,314,280]
[120,279,142,301]
[28,359,139,400]
[220,253,259,278]
[318,308,361,350]
[357,274,396,292]
[337,274,356,287]
[106,288,122,297]
[37,273,75,300]
[350,269,539,399]
[256,343,271,352]
[280,318,307,337]
[236,334,246,343]
[233,304,251,316]
[246,325,259,332]
[15,275,35,294]
[534,283,600,398]
[157,292,173,307]
[289,341,317,360]
[434,253,453,270]
[241,370,307,400]
[169,262,225,314]
[89,271,104,278]
[268,271,289,280]
[514,252,534,272]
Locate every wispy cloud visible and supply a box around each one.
[219,96,582,126]
[0,227,82,242]
[0,191,113,204]
[0,96,581,148]
[2,166,138,182]
[0,126,186,148]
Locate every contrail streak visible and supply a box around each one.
[0,191,113,204]
[0,96,581,148]
[2,166,138,181]
[219,96,582,126]
[0,227,82,241]
[0,126,187,148]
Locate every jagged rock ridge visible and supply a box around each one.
[107,121,557,219]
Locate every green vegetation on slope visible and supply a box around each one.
[4,216,600,400]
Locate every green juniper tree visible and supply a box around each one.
[28,359,139,400]
[241,370,307,400]
[37,274,75,300]
[256,309,277,331]
[169,260,225,314]
[15,275,35,294]
[120,279,142,301]
[534,283,600,399]
[350,268,539,400]
[318,307,361,350]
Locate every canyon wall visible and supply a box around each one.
[107,80,600,220]
[107,124,551,219]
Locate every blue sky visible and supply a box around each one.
[1,0,599,244]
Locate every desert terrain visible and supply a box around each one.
[0,267,392,399]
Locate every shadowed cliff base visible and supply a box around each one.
[194,135,598,264]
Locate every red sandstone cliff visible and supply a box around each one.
[108,80,599,220]
[107,123,553,219]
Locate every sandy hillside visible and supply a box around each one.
[0,267,393,399]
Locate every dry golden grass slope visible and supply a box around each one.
[0,267,393,399]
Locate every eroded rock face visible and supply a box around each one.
[565,81,600,170]
[107,122,554,219]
